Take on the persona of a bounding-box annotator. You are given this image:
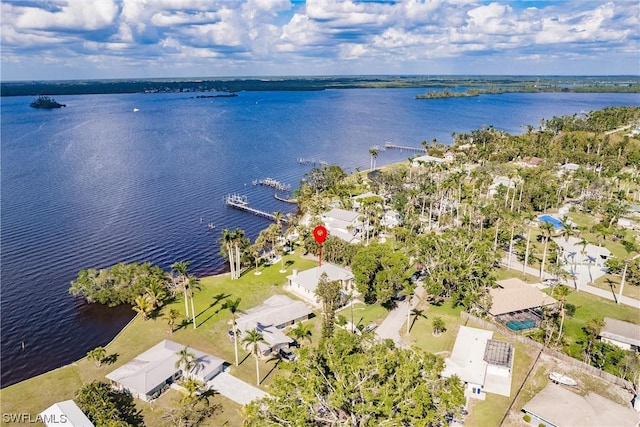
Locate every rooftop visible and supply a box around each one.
[442,326,493,386]
[106,340,224,395]
[287,263,354,295]
[39,400,94,427]
[489,278,557,316]
[322,208,360,223]
[483,340,513,368]
[523,383,638,427]
[235,295,312,332]
[601,317,640,348]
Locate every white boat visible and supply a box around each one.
[549,371,577,387]
[133,108,139,112]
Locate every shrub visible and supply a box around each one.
[523,414,531,422]
[538,423,546,427]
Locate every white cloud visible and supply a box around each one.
[13,0,119,31]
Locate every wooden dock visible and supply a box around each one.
[224,194,281,221]
[384,142,424,153]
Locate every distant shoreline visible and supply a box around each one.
[2,75,638,97]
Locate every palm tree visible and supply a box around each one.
[288,322,312,346]
[180,378,203,404]
[132,294,153,320]
[539,221,555,279]
[369,148,379,170]
[172,261,192,320]
[175,347,197,380]
[553,286,571,346]
[432,317,446,336]
[87,346,106,367]
[185,276,200,329]
[143,284,167,311]
[219,229,236,279]
[232,228,246,279]
[165,308,180,335]
[242,329,266,385]
[559,219,573,242]
[221,298,242,366]
[404,282,417,334]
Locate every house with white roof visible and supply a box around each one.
[599,317,640,351]
[321,208,363,244]
[561,163,580,172]
[287,263,355,306]
[39,400,94,427]
[106,340,225,401]
[235,295,312,357]
[488,176,516,197]
[412,154,447,166]
[442,326,514,400]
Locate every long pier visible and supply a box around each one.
[384,142,424,153]
[224,194,281,221]
[252,177,291,191]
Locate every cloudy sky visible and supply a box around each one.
[1,0,638,81]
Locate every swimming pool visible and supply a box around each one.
[538,214,563,229]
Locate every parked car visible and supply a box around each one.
[289,339,300,348]
[279,348,296,361]
[363,322,378,333]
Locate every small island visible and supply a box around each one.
[30,95,66,109]
[194,93,238,99]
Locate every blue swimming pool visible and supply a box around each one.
[538,215,563,229]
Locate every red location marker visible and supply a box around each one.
[313,225,328,245]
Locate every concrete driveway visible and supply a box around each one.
[206,367,269,405]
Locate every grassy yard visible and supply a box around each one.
[401,302,464,355]
[0,251,318,427]
[496,267,543,284]
[592,273,640,300]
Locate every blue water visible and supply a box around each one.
[1,88,638,386]
[539,214,563,229]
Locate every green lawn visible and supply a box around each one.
[592,273,640,300]
[0,251,318,427]
[496,267,542,284]
[402,302,464,355]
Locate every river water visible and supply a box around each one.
[1,88,638,387]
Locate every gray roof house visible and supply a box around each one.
[321,208,362,244]
[489,278,557,322]
[442,326,514,400]
[523,383,639,427]
[106,340,225,401]
[287,263,355,306]
[600,317,640,351]
[39,400,94,427]
[235,295,313,357]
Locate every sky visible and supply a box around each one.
[1,0,639,81]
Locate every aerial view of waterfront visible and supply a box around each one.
[1,89,638,386]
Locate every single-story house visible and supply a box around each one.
[321,208,362,244]
[235,295,313,357]
[489,278,557,330]
[287,263,355,306]
[522,383,639,427]
[561,163,580,172]
[513,156,543,168]
[351,192,382,210]
[412,154,447,166]
[441,326,514,399]
[381,209,402,228]
[106,340,225,401]
[599,317,640,351]
[488,176,516,197]
[39,400,94,427]
[618,217,638,230]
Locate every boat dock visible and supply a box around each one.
[274,193,298,204]
[224,194,281,221]
[252,177,291,191]
[297,157,328,167]
[384,142,424,153]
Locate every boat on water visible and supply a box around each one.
[549,371,577,387]
[133,108,139,112]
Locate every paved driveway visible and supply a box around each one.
[206,368,269,405]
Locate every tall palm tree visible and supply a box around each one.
[219,229,236,279]
[242,329,266,385]
[288,322,312,346]
[175,347,197,380]
[404,281,417,334]
[172,261,192,319]
[185,276,201,329]
[369,148,379,170]
[539,221,555,279]
[232,228,246,279]
[221,298,242,366]
[553,286,571,346]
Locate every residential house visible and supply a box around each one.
[412,154,447,166]
[235,295,313,357]
[106,340,225,401]
[600,317,640,351]
[39,400,94,427]
[513,156,543,168]
[441,326,514,399]
[488,176,516,197]
[560,163,580,172]
[321,208,362,244]
[287,263,355,306]
[489,278,557,331]
[522,383,639,426]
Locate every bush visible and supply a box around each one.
[538,423,546,427]
[523,414,531,422]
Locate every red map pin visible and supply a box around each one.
[313,225,328,245]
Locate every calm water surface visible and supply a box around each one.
[2,89,638,386]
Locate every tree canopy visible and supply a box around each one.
[75,381,143,427]
[244,330,465,426]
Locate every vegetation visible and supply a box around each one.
[244,330,465,425]
[76,381,143,426]
[29,95,65,108]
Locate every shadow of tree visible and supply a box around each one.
[102,353,119,365]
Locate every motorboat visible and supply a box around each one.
[549,371,578,387]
